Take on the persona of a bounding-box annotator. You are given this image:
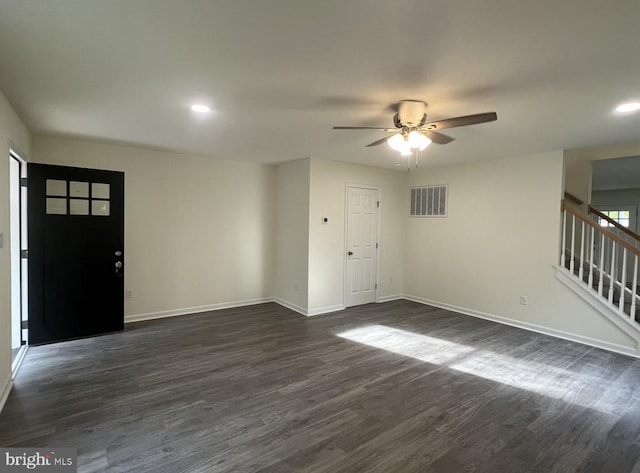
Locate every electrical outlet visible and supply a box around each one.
[520,295,528,305]
[125,289,133,299]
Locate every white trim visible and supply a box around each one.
[124,298,274,323]
[11,345,28,378]
[377,294,404,303]
[555,266,640,345]
[0,378,12,415]
[8,140,29,163]
[274,298,308,316]
[274,299,345,317]
[10,148,28,361]
[404,294,638,358]
[307,304,345,317]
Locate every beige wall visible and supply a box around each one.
[4,116,640,410]
[32,136,276,319]
[564,151,592,212]
[0,90,31,405]
[404,150,636,352]
[308,158,405,313]
[564,141,640,210]
[275,159,310,312]
[592,188,640,206]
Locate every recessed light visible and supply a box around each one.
[615,102,640,113]
[191,104,211,113]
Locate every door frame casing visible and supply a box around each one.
[343,183,381,307]
[8,146,28,375]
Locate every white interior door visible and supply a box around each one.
[345,186,379,307]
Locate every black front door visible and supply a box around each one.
[28,163,125,344]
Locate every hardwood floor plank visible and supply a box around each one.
[1,301,640,472]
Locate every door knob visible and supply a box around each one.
[347,251,353,256]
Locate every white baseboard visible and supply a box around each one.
[274,298,308,316]
[125,297,274,323]
[11,345,28,379]
[274,299,344,317]
[404,294,638,358]
[307,304,345,317]
[0,377,12,415]
[123,292,637,357]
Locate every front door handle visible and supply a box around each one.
[347,251,353,256]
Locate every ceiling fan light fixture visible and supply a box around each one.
[615,101,640,113]
[191,104,211,113]
[408,131,432,150]
[388,134,410,153]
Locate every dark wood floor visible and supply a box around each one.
[2,301,640,473]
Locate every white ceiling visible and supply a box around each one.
[1,0,640,169]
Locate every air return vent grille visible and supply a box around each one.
[410,185,448,217]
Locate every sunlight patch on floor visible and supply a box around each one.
[337,325,476,365]
[337,324,609,411]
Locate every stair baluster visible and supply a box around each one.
[570,215,576,274]
[632,256,639,321]
[560,210,567,267]
[608,243,616,305]
[579,221,585,281]
[588,226,595,288]
[620,248,627,314]
[598,232,605,297]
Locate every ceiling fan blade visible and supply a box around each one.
[423,131,455,145]
[424,112,497,131]
[333,126,398,131]
[366,135,396,147]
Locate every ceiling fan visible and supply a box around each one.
[333,100,497,169]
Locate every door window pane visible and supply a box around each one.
[46,198,67,215]
[92,183,110,199]
[91,200,110,216]
[46,179,67,196]
[70,181,89,198]
[70,199,89,215]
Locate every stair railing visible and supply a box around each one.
[561,201,640,321]
[563,192,640,249]
[588,206,640,251]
